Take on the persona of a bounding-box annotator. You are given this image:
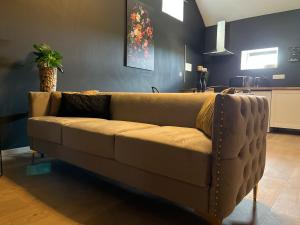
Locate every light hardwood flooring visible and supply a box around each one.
[0,133,300,225]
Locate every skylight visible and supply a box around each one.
[162,0,184,22]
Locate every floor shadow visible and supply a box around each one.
[228,203,257,225]
[2,149,212,225]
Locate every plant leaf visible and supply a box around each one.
[33,43,63,69]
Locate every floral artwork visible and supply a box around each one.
[126,0,154,71]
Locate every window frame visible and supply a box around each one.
[241,47,279,70]
[162,0,184,22]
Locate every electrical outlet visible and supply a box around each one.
[273,74,285,80]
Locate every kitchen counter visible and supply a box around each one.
[236,87,300,91]
[242,88,300,131]
[180,87,300,93]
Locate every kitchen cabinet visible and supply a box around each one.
[251,91,272,131]
[249,89,300,131]
[270,90,300,130]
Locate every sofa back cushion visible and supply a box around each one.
[28,92,51,117]
[110,93,210,128]
[49,91,62,116]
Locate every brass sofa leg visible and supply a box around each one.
[253,184,258,202]
[0,150,3,177]
[209,218,222,225]
[195,211,222,225]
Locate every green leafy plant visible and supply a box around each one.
[33,43,64,72]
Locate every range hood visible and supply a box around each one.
[204,20,234,56]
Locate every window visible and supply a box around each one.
[162,0,184,22]
[241,47,279,70]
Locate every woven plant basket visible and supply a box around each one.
[39,67,57,92]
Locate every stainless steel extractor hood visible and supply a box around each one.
[204,20,234,56]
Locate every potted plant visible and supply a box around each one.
[33,43,63,92]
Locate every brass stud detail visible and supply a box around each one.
[214,96,226,215]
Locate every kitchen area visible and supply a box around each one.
[247,87,300,131]
[202,18,300,132]
[229,75,300,131]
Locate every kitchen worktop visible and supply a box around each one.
[180,87,300,93]
[236,87,300,91]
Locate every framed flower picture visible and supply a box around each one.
[126,0,154,71]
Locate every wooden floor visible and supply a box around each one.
[0,133,300,225]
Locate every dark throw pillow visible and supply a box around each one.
[58,93,111,119]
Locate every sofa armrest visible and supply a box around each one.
[209,94,269,219]
[28,92,51,117]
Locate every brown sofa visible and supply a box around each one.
[27,91,269,225]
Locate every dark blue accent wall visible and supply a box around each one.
[0,0,205,149]
[204,9,300,87]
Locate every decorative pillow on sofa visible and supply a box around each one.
[196,93,217,138]
[49,90,101,116]
[196,88,236,138]
[221,88,236,95]
[58,93,111,119]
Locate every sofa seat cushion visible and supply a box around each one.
[28,116,98,144]
[115,126,212,187]
[62,120,157,159]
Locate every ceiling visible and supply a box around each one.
[195,0,300,26]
